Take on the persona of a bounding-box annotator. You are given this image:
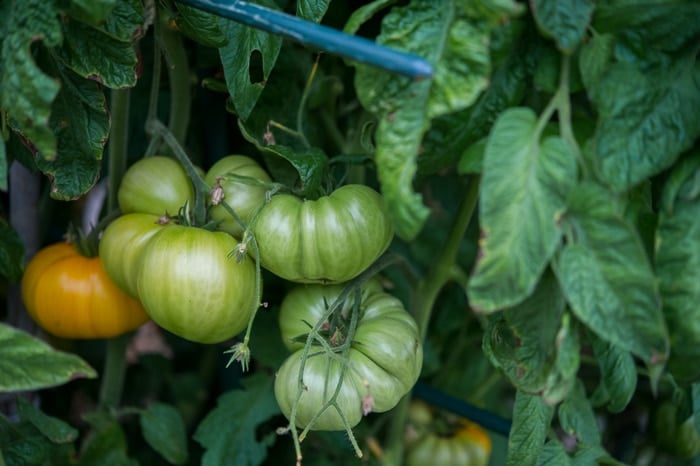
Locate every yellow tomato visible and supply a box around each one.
[21,242,149,339]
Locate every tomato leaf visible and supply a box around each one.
[419,21,532,174]
[194,373,280,466]
[506,390,554,466]
[34,61,107,200]
[693,383,700,434]
[80,414,139,466]
[92,0,145,42]
[531,0,594,54]
[578,33,615,93]
[0,0,62,160]
[0,323,97,392]
[343,0,397,35]
[297,0,331,22]
[218,0,282,121]
[16,397,78,444]
[536,440,572,466]
[555,182,669,383]
[482,272,568,395]
[174,4,228,47]
[355,0,521,239]
[588,333,637,414]
[590,55,700,192]
[542,312,580,405]
[139,402,188,465]
[558,379,601,445]
[0,136,6,191]
[468,107,577,312]
[655,152,700,381]
[66,0,118,25]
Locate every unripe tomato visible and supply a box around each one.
[21,242,149,339]
[654,401,700,459]
[118,156,194,216]
[405,401,492,466]
[99,213,169,298]
[137,225,257,344]
[204,155,271,239]
[274,282,422,430]
[253,185,394,284]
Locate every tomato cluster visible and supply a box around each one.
[22,151,420,435]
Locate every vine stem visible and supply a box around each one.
[99,88,132,410]
[158,13,191,148]
[382,176,480,466]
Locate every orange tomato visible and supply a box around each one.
[21,242,149,339]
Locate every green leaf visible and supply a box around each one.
[194,374,280,466]
[0,419,74,466]
[34,61,107,200]
[0,323,96,393]
[67,0,118,25]
[593,1,700,53]
[0,136,7,191]
[54,18,138,89]
[418,20,532,174]
[0,0,62,160]
[96,0,145,42]
[590,56,700,192]
[297,0,331,23]
[536,440,572,466]
[80,416,138,466]
[555,182,669,378]
[656,155,700,382]
[174,4,228,47]
[356,0,520,239]
[0,218,23,282]
[693,383,700,434]
[531,0,594,54]
[578,33,615,92]
[558,379,601,445]
[506,390,554,466]
[218,2,282,121]
[482,272,567,394]
[468,107,577,312]
[16,397,78,444]
[343,0,397,35]
[588,333,637,413]
[457,138,486,175]
[542,312,580,405]
[140,402,188,465]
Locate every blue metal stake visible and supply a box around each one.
[175,0,434,79]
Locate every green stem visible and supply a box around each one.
[98,88,133,410]
[554,55,588,178]
[158,15,191,147]
[382,177,480,466]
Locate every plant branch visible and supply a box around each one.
[158,13,191,147]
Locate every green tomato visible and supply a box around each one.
[99,213,169,298]
[655,401,700,459]
[118,156,194,216]
[137,225,257,344]
[253,185,394,284]
[274,282,422,430]
[204,155,271,238]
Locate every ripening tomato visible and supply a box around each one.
[99,213,169,298]
[204,155,271,238]
[274,281,422,430]
[253,184,394,284]
[136,225,257,344]
[118,156,194,216]
[21,242,149,339]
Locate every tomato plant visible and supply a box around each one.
[137,225,257,344]
[205,154,272,238]
[21,242,149,339]
[274,281,422,431]
[2,0,700,465]
[253,185,394,283]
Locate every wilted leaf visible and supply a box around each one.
[468,107,577,312]
[0,323,96,393]
[194,374,280,466]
